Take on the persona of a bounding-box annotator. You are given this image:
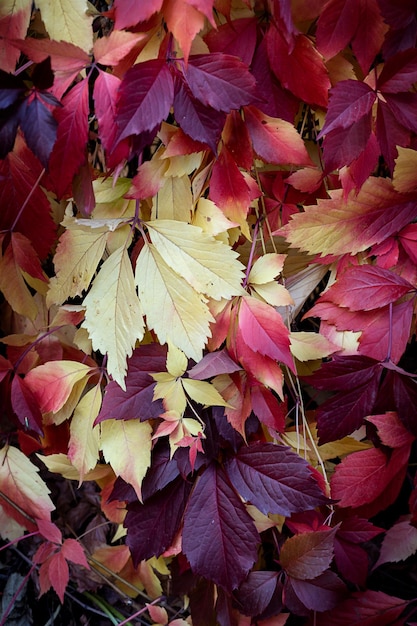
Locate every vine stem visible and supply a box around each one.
[385,301,393,362]
[242,219,260,288]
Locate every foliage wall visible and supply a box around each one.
[1,0,417,624]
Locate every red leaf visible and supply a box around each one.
[331,445,410,512]
[367,412,415,448]
[204,17,257,66]
[180,53,259,112]
[188,349,241,379]
[250,385,286,433]
[321,265,414,311]
[222,110,253,170]
[48,80,89,199]
[61,538,89,568]
[0,137,56,259]
[182,463,259,591]
[244,105,313,166]
[116,59,174,143]
[317,589,409,625]
[0,355,13,383]
[113,0,163,28]
[319,81,375,138]
[48,551,69,603]
[234,296,294,372]
[225,442,328,517]
[0,6,31,72]
[208,145,253,225]
[93,71,130,166]
[11,375,43,436]
[378,48,417,93]
[125,476,191,566]
[266,26,330,108]
[379,370,417,437]
[36,519,62,544]
[322,115,372,172]
[96,344,166,424]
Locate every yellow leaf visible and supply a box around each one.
[193,197,238,236]
[251,282,294,307]
[289,331,339,361]
[182,379,231,408]
[35,0,93,53]
[47,221,108,306]
[100,419,152,501]
[248,253,286,284]
[145,219,246,300]
[0,235,38,320]
[68,385,102,482]
[393,146,417,193]
[136,244,213,362]
[166,341,188,378]
[0,445,54,533]
[38,453,111,481]
[154,175,193,222]
[83,246,145,389]
[153,375,187,414]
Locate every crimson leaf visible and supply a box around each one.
[125,476,191,566]
[11,375,43,436]
[225,442,328,516]
[179,53,259,112]
[317,589,409,625]
[116,59,174,143]
[182,463,259,591]
[95,344,166,424]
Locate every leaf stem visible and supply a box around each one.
[385,302,393,362]
[242,219,259,288]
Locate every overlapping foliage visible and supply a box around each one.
[1,0,417,624]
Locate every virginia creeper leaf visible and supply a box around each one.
[68,384,101,481]
[116,59,174,143]
[225,442,328,516]
[97,344,166,424]
[83,245,145,390]
[318,81,375,138]
[34,0,93,53]
[0,0,32,73]
[163,0,206,63]
[113,0,163,28]
[375,517,417,568]
[19,91,58,168]
[280,527,338,580]
[317,589,409,625]
[125,476,191,566]
[11,375,43,436]
[100,419,152,501]
[234,571,279,617]
[182,463,259,590]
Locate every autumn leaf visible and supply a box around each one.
[0,0,32,73]
[83,244,144,389]
[34,0,93,53]
[280,527,338,580]
[100,419,152,501]
[68,384,101,482]
[0,445,54,533]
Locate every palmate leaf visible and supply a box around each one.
[83,245,145,389]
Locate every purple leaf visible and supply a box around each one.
[234,571,279,617]
[116,59,174,142]
[378,370,417,436]
[376,99,411,171]
[141,441,180,501]
[316,589,409,625]
[334,539,370,586]
[204,18,257,66]
[125,476,191,566]
[319,81,376,137]
[11,375,43,436]
[225,442,328,516]
[0,107,22,158]
[323,115,372,172]
[377,48,417,93]
[95,344,166,424]
[182,463,259,591]
[181,53,259,112]
[286,570,346,612]
[384,92,417,132]
[188,349,241,380]
[174,78,226,152]
[20,93,58,169]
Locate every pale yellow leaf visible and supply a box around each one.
[38,453,111,481]
[93,30,146,66]
[277,263,329,322]
[154,175,193,222]
[68,384,102,481]
[193,197,238,236]
[145,219,246,300]
[0,445,54,529]
[35,0,93,53]
[289,331,339,361]
[246,504,285,533]
[393,146,417,193]
[47,223,108,306]
[248,253,286,284]
[100,419,152,501]
[166,341,188,378]
[153,374,187,414]
[136,244,213,362]
[0,236,38,319]
[162,153,204,177]
[0,507,26,541]
[93,176,132,204]
[252,282,294,307]
[182,378,231,407]
[83,246,145,389]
